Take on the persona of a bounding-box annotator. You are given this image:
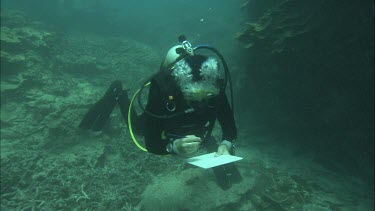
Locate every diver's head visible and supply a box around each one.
[171,54,221,101]
[162,45,183,70]
[161,39,194,70]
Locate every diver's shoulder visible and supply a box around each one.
[151,69,174,84]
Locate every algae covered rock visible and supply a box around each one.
[236,0,317,56]
[140,166,255,211]
[0,10,29,27]
[50,32,161,85]
[1,10,55,49]
[1,26,22,44]
[1,10,56,77]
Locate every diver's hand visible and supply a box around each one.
[215,144,230,157]
[174,135,202,155]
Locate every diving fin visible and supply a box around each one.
[79,81,123,131]
[213,163,243,190]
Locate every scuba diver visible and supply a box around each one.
[79,35,242,190]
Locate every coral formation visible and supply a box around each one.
[235,0,374,192]
[141,159,312,210]
[0,9,166,210]
[236,0,318,56]
[1,10,55,79]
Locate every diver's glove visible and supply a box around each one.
[167,135,202,155]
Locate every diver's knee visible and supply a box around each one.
[110,80,122,90]
[106,80,123,95]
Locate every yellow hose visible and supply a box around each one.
[128,82,151,152]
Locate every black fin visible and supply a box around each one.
[79,81,123,131]
[213,163,243,190]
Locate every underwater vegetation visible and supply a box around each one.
[0,9,168,210]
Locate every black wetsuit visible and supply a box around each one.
[79,73,236,154]
[79,56,241,190]
[142,70,242,190]
[143,69,237,155]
